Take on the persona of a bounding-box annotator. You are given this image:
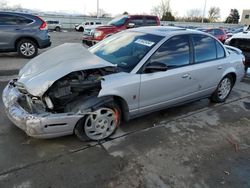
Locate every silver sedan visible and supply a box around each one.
[2,26,245,141]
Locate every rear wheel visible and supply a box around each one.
[55,26,61,32]
[79,27,84,32]
[211,75,233,103]
[74,102,121,141]
[17,39,38,58]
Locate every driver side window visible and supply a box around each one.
[148,35,190,69]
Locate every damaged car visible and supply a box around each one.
[3,26,245,141]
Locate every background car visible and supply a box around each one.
[82,15,160,46]
[0,12,51,58]
[225,31,250,71]
[3,27,245,141]
[198,28,227,43]
[46,20,62,31]
[226,27,244,38]
[75,21,102,32]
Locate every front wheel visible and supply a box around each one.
[74,103,121,141]
[210,75,233,103]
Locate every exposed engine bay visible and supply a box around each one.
[16,67,117,114]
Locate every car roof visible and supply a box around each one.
[129,15,158,17]
[0,11,35,17]
[130,26,206,37]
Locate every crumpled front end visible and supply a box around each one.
[2,80,83,138]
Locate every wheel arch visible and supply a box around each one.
[112,95,130,122]
[15,36,39,50]
[222,68,237,86]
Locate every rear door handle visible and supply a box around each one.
[182,74,190,78]
[217,66,222,70]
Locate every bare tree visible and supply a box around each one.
[187,9,202,18]
[89,9,111,18]
[185,9,204,22]
[0,0,8,10]
[151,0,171,19]
[208,7,220,22]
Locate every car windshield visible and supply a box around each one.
[108,15,128,26]
[89,31,163,72]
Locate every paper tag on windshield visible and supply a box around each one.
[135,39,155,47]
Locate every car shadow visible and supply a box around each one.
[0,52,20,58]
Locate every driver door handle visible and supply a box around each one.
[182,74,190,78]
[217,66,222,70]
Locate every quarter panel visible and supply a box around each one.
[98,72,141,113]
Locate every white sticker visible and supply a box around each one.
[135,39,155,47]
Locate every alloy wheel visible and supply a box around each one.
[20,42,36,57]
[84,108,119,140]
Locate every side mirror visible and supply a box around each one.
[127,22,135,29]
[144,62,168,73]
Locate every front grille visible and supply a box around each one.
[84,29,94,36]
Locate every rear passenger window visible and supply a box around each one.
[192,35,217,63]
[216,41,225,58]
[230,39,250,51]
[149,35,190,68]
[0,14,18,25]
[16,16,33,25]
[145,17,157,25]
[130,17,144,27]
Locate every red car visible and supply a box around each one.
[82,15,160,46]
[203,28,228,43]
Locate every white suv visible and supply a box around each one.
[75,21,102,32]
[46,20,62,32]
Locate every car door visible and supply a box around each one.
[189,34,227,96]
[129,16,144,27]
[0,14,19,49]
[139,35,200,113]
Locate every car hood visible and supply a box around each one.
[95,25,117,30]
[18,43,115,97]
[85,25,103,30]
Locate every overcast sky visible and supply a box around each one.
[4,0,250,20]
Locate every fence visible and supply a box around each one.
[39,13,241,30]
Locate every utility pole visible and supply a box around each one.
[97,0,99,18]
[201,0,207,23]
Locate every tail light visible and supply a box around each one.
[39,21,47,30]
[36,16,48,30]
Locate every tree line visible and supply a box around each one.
[151,0,240,24]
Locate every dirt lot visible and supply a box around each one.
[0,32,250,188]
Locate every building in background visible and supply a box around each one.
[241,9,250,25]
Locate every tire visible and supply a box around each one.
[79,27,84,32]
[55,27,61,32]
[210,75,234,103]
[17,39,38,58]
[74,102,121,141]
[245,66,248,72]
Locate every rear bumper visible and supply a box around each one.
[2,81,83,139]
[39,39,51,49]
